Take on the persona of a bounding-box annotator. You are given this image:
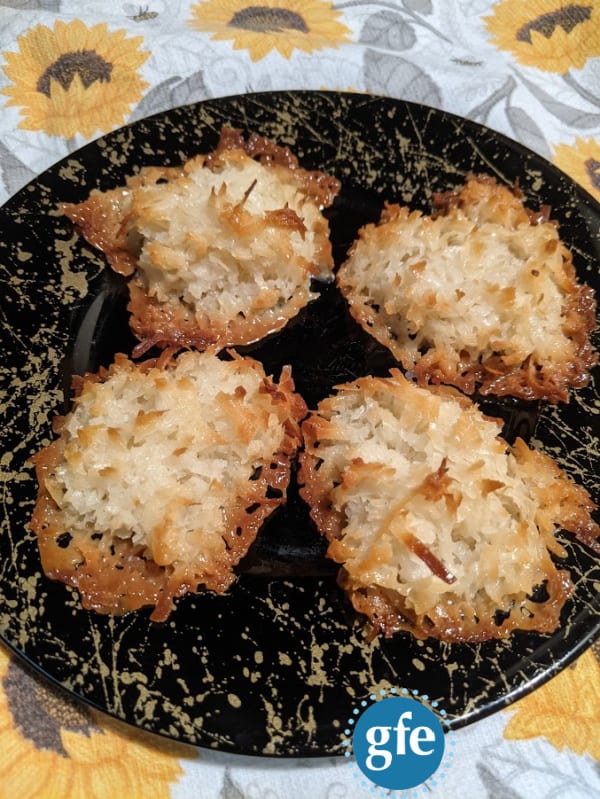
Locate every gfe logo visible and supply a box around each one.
[352,696,446,791]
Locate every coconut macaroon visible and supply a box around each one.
[30,350,306,621]
[337,175,597,402]
[63,127,340,356]
[298,370,599,642]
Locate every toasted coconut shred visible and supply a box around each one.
[63,128,340,355]
[30,350,306,621]
[337,175,597,402]
[299,371,599,642]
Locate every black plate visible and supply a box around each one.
[1,91,598,757]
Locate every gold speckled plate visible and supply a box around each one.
[0,91,598,756]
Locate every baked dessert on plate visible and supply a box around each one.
[30,349,306,621]
[299,370,599,641]
[63,128,340,356]
[337,175,597,402]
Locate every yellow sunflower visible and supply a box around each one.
[1,20,150,139]
[553,137,600,202]
[503,648,600,759]
[484,0,600,72]
[0,644,189,798]
[188,0,352,62]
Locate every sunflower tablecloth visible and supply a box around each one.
[0,2,599,798]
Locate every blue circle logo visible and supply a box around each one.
[351,696,446,791]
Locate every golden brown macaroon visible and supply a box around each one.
[298,370,599,642]
[337,175,597,402]
[30,349,306,621]
[63,128,340,356]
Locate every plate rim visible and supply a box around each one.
[0,88,598,757]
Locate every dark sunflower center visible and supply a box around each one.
[36,50,113,97]
[229,6,309,33]
[4,659,101,757]
[516,4,592,43]
[585,158,600,190]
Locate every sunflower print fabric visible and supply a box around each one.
[2,20,149,139]
[0,644,188,799]
[502,646,600,760]
[484,0,600,73]
[188,0,352,61]
[553,136,600,202]
[0,2,599,799]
